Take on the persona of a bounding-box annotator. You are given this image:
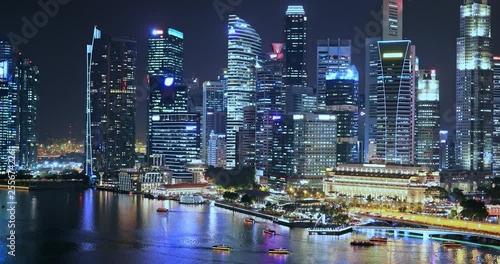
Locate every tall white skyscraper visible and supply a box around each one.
[456,0,493,171]
[415,69,440,169]
[226,15,261,168]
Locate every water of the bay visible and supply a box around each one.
[0,189,499,263]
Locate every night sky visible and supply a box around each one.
[1,0,499,143]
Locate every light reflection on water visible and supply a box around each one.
[0,189,499,263]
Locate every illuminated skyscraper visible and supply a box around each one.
[147,28,185,158]
[365,0,403,162]
[456,0,493,171]
[271,114,294,188]
[317,38,351,110]
[325,65,359,164]
[0,40,16,173]
[147,29,200,180]
[207,132,226,168]
[16,56,39,169]
[492,56,500,176]
[415,70,440,169]
[376,41,416,165]
[382,0,403,41]
[147,28,183,83]
[283,5,307,87]
[293,114,337,189]
[255,48,283,179]
[202,81,225,163]
[226,15,261,168]
[90,34,137,172]
[238,105,256,168]
[284,86,317,114]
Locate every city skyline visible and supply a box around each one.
[2,0,499,142]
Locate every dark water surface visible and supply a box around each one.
[0,189,499,263]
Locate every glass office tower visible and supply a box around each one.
[456,0,493,171]
[226,15,261,168]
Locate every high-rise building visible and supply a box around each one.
[440,130,449,170]
[187,76,203,115]
[317,38,351,110]
[283,5,307,87]
[0,40,16,173]
[364,37,381,162]
[147,28,184,158]
[207,132,226,168]
[376,40,416,165]
[456,0,493,171]
[149,111,200,180]
[493,56,500,176]
[284,86,317,114]
[255,55,283,179]
[226,15,261,168]
[16,57,38,169]
[364,0,403,162]
[293,114,337,188]
[447,131,457,170]
[238,106,256,168]
[415,69,440,169]
[325,65,359,164]
[147,29,200,180]
[147,28,183,83]
[202,81,225,163]
[90,35,137,172]
[271,114,294,189]
[382,0,403,41]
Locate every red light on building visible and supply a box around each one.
[270,43,284,61]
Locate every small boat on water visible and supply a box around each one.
[443,242,461,248]
[350,240,375,246]
[212,245,232,251]
[268,248,291,254]
[263,228,276,235]
[244,217,255,223]
[369,237,388,243]
[156,208,169,212]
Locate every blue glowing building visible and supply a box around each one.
[325,65,359,164]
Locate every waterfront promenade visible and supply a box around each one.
[352,208,500,239]
[214,202,317,227]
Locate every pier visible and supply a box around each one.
[307,225,353,235]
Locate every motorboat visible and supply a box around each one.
[263,228,276,235]
[244,217,255,223]
[156,208,169,212]
[443,242,461,248]
[212,245,232,251]
[350,240,375,246]
[369,237,388,243]
[268,248,291,254]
